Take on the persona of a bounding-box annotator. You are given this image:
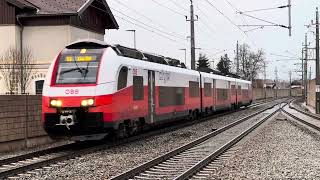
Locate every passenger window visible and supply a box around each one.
[238,86,242,95]
[189,81,200,97]
[133,76,144,100]
[231,85,236,95]
[204,83,212,97]
[117,67,128,90]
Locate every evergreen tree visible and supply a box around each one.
[217,54,231,75]
[197,53,212,73]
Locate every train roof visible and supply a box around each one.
[66,39,251,84]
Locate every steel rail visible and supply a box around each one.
[0,99,281,179]
[283,104,320,132]
[110,101,283,180]
[289,104,320,120]
[175,105,281,180]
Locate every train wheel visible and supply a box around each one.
[117,123,127,139]
[129,121,140,135]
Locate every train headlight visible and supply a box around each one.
[81,99,94,107]
[50,100,62,107]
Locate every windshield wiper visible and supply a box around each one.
[83,62,90,79]
[60,59,89,77]
[60,67,87,75]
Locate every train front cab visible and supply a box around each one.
[42,44,112,139]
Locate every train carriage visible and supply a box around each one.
[42,39,252,140]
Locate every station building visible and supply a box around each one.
[0,0,118,94]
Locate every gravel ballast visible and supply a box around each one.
[14,103,277,180]
[209,113,320,179]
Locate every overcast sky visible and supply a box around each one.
[105,0,320,81]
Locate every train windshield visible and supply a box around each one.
[55,48,103,84]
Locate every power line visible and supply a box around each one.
[204,0,243,32]
[113,14,187,46]
[112,0,186,39]
[204,0,258,48]
[150,0,185,16]
[239,13,279,26]
[167,0,189,12]
[240,6,289,14]
[195,4,217,33]
[110,7,187,41]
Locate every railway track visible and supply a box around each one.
[282,102,320,131]
[0,98,282,179]
[111,101,287,180]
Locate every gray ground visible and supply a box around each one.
[209,113,320,179]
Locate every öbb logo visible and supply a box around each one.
[65,89,79,95]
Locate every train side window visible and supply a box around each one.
[117,67,128,90]
[231,85,236,95]
[217,89,225,100]
[133,76,144,100]
[238,86,242,95]
[159,87,185,107]
[204,83,212,97]
[189,81,200,97]
[223,89,229,100]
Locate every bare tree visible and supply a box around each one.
[236,43,266,81]
[0,47,35,94]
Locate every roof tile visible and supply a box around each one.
[25,0,88,14]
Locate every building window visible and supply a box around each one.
[117,66,128,90]
[35,80,44,95]
[189,81,199,97]
[133,76,144,100]
[204,83,212,97]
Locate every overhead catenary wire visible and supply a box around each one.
[238,13,282,26]
[240,5,289,14]
[112,0,186,39]
[167,0,189,12]
[195,4,217,33]
[204,0,259,49]
[150,0,185,16]
[113,14,187,46]
[110,7,187,41]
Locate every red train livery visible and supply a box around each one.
[42,40,252,140]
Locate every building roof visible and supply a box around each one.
[22,0,88,14]
[6,0,119,29]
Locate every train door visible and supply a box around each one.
[148,70,156,124]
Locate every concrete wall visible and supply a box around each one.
[0,95,52,152]
[307,79,316,108]
[253,88,302,100]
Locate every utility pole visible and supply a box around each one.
[263,62,267,100]
[289,70,292,97]
[187,0,198,70]
[275,67,279,98]
[304,33,308,103]
[316,7,320,113]
[236,41,239,75]
[288,0,292,36]
[301,48,304,88]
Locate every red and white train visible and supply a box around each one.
[42,40,252,140]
